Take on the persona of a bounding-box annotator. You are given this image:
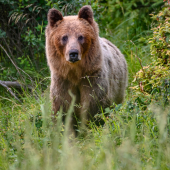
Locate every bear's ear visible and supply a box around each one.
[48,8,63,27]
[78,5,93,24]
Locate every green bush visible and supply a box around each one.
[149,2,170,64]
[132,1,170,104]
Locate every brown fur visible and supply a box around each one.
[45,6,128,127]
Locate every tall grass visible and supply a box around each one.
[0,79,170,169]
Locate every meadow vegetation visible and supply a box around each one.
[0,0,170,169]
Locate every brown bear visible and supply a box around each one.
[45,5,128,127]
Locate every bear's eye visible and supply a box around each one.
[78,35,84,41]
[62,35,68,42]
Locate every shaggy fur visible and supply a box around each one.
[45,6,128,126]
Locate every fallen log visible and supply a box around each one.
[0,80,35,102]
[0,81,23,89]
[0,81,22,102]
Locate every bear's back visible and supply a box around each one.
[99,37,128,103]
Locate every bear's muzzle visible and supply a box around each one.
[69,49,79,63]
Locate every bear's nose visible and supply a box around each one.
[69,49,79,63]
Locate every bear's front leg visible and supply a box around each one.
[50,76,80,130]
[50,77,73,118]
[80,77,109,124]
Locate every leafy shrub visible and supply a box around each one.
[132,1,170,104]
[150,2,170,64]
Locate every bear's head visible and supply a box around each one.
[47,6,99,64]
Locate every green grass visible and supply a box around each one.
[0,90,170,170]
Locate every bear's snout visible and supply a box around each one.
[69,49,79,63]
